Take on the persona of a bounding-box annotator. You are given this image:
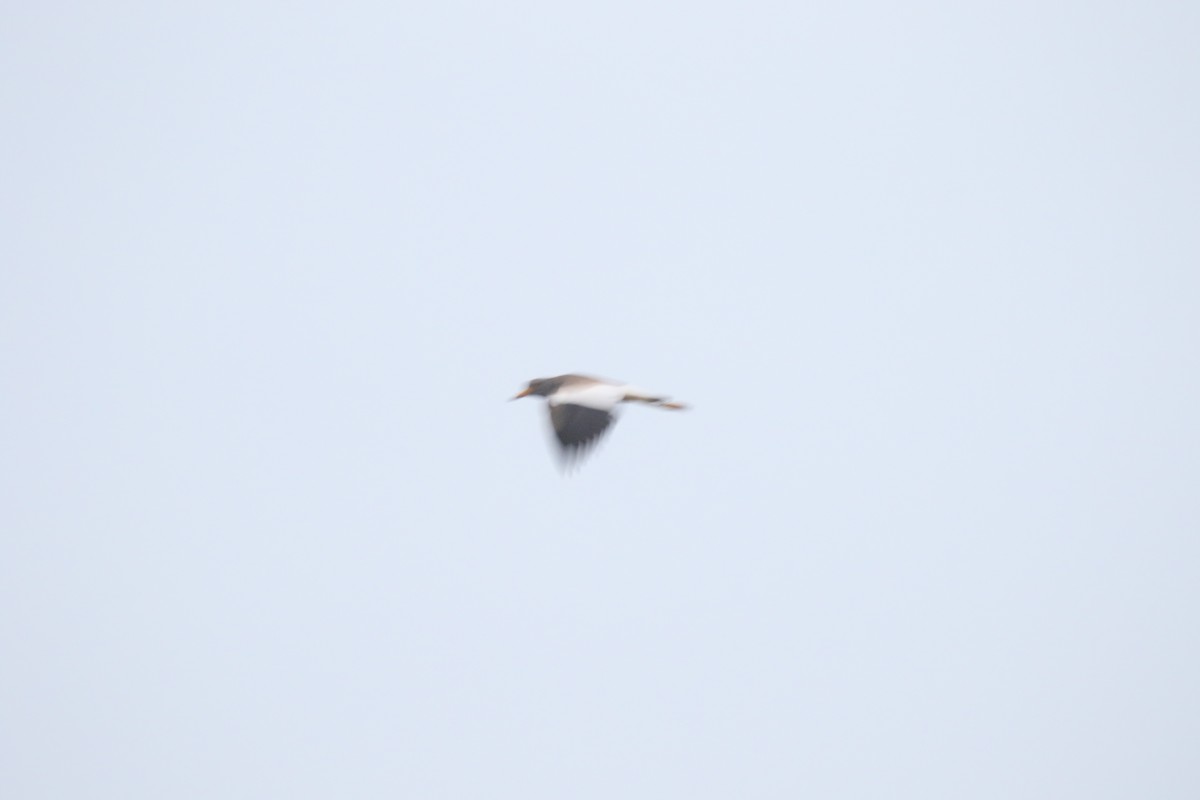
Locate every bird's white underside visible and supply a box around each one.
[547,382,635,411]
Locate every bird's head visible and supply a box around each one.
[510,378,549,400]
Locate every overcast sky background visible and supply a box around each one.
[3,2,1198,798]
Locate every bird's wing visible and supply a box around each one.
[548,403,615,455]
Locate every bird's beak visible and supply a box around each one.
[510,387,533,400]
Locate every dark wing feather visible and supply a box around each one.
[548,403,614,457]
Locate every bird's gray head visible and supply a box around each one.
[510,377,558,400]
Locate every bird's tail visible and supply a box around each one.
[624,390,689,410]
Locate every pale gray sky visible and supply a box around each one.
[3,2,1198,798]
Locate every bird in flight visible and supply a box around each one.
[511,374,688,467]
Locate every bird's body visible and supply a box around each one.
[511,374,687,466]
